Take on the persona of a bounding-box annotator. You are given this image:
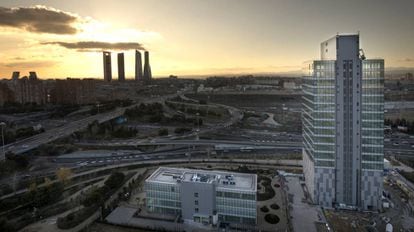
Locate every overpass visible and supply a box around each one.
[0,93,180,160]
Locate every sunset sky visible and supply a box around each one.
[0,0,413,79]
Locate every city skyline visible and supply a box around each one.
[0,0,414,79]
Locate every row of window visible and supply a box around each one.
[362,121,384,128]
[216,205,256,217]
[216,191,256,200]
[362,62,383,69]
[218,214,256,225]
[147,206,181,215]
[362,162,383,170]
[147,198,181,208]
[216,197,256,209]
[145,182,181,193]
[146,190,180,201]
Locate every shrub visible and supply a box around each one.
[257,176,275,201]
[260,206,269,213]
[158,128,169,136]
[264,214,280,224]
[104,172,125,189]
[270,203,280,210]
[400,170,414,184]
[174,127,191,134]
[82,188,103,207]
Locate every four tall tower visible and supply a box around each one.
[103,51,112,82]
[143,51,152,82]
[135,50,143,81]
[117,53,125,82]
[102,50,152,82]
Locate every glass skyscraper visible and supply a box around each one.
[302,34,384,210]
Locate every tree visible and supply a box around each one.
[44,177,52,187]
[56,168,72,185]
[104,172,125,189]
[0,217,14,232]
[174,127,191,134]
[82,188,103,207]
[29,182,37,194]
[158,128,168,136]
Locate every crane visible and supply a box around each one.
[359,49,366,60]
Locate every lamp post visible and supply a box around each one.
[196,112,200,140]
[0,122,6,158]
[96,102,101,114]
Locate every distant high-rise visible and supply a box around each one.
[135,50,143,81]
[302,34,384,210]
[103,51,112,82]
[143,51,152,82]
[11,71,20,80]
[29,72,37,80]
[117,53,125,82]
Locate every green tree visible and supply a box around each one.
[158,128,169,136]
[104,172,125,189]
[82,188,103,207]
[56,168,72,185]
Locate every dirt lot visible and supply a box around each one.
[324,210,372,232]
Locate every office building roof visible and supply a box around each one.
[146,167,257,192]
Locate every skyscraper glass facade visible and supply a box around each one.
[361,60,384,171]
[302,34,384,210]
[302,60,336,168]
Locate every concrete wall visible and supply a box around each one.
[334,35,362,206]
[180,180,216,222]
[302,149,315,202]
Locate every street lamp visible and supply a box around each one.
[0,122,6,158]
[196,112,200,140]
[96,102,101,114]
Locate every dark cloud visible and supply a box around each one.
[0,6,79,34]
[0,60,56,68]
[42,41,145,51]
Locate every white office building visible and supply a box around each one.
[145,167,257,226]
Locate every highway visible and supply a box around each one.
[0,93,180,160]
[0,91,242,159]
[75,138,300,147]
[73,138,414,155]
